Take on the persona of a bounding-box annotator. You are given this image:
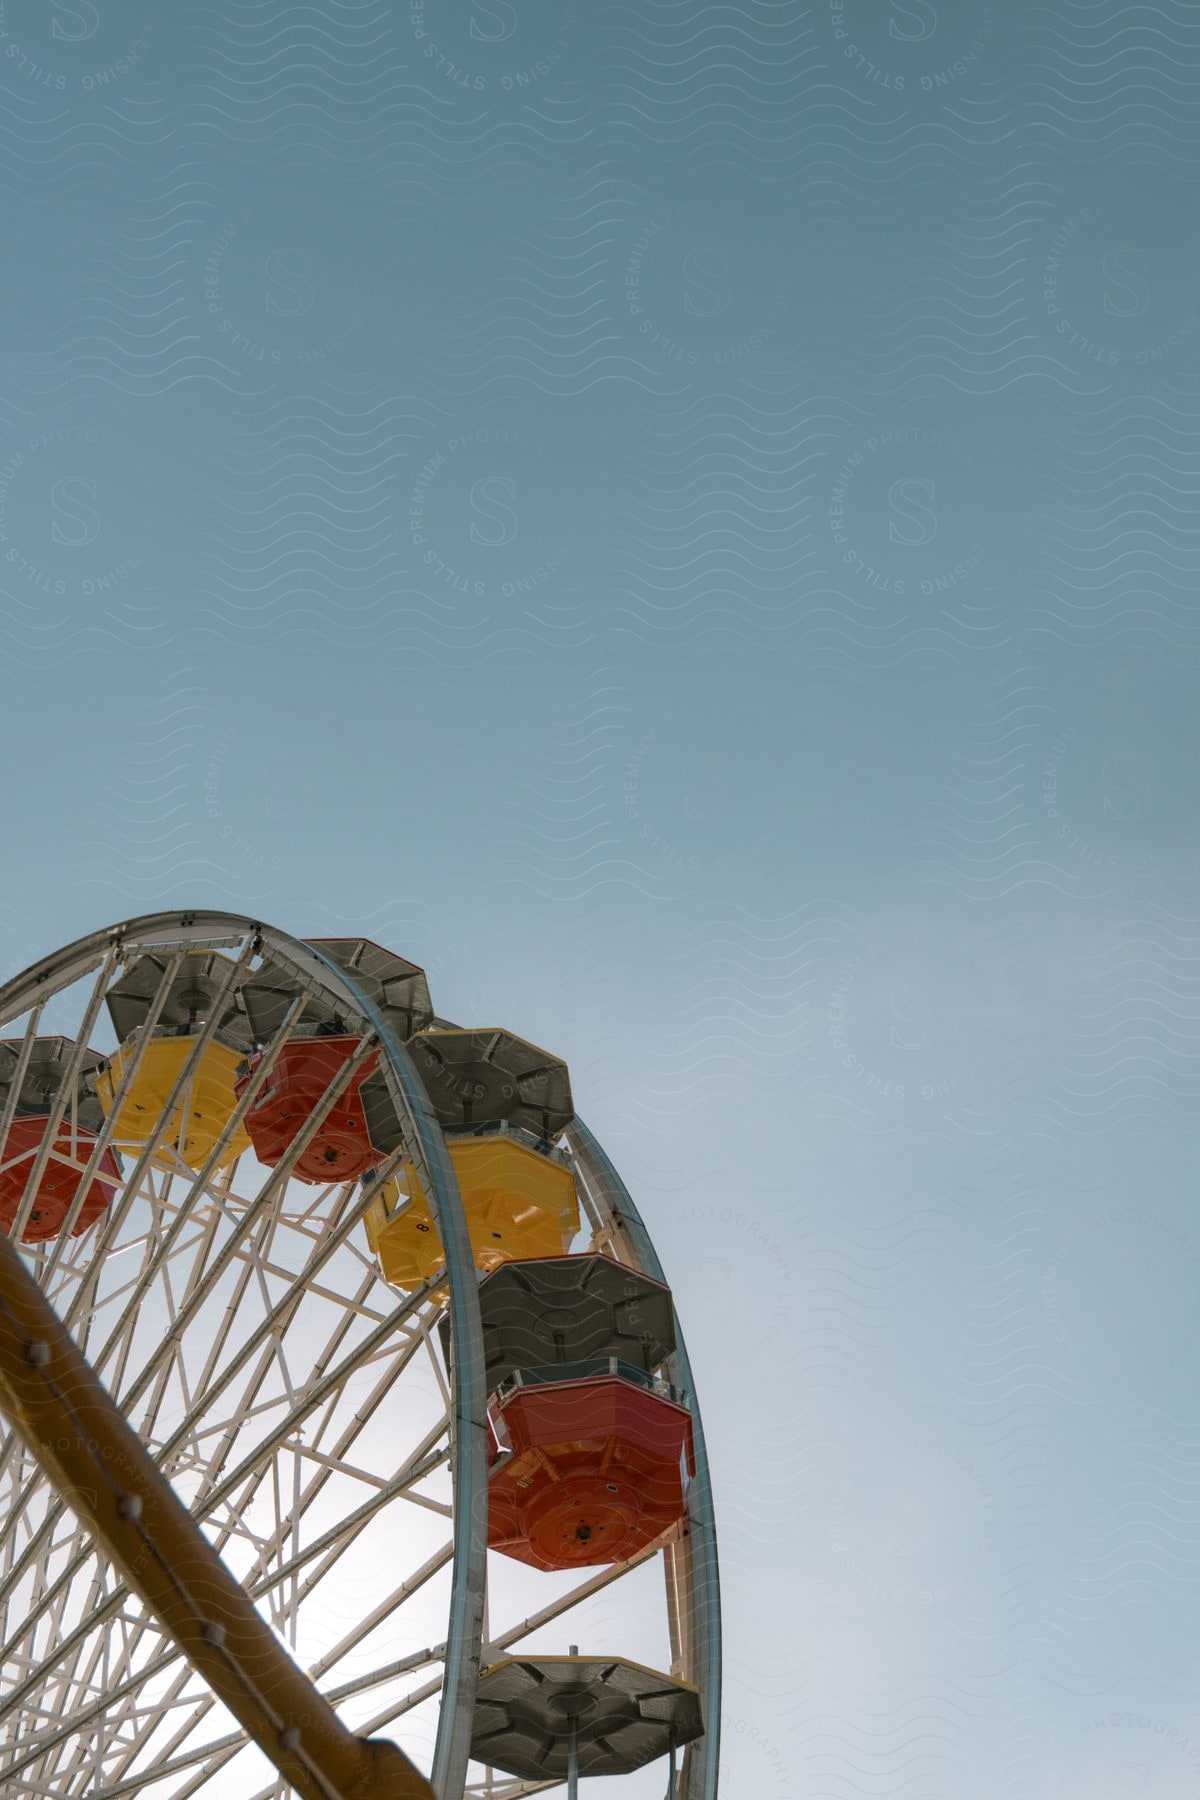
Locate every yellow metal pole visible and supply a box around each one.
[0,1227,433,1800]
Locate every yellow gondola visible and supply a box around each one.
[365,1129,579,1288]
[96,1036,252,1171]
[94,950,256,1172]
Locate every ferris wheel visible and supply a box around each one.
[0,912,720,1799]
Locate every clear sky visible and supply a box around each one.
[4,2,1200,1794]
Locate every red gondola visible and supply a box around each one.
[0,1119,120,1243]
[487,1365,693,1572]
[236,1036,380,1185]
[0,1038,122,1244]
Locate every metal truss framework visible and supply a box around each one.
[0,912,720,1800]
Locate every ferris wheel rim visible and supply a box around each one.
[0,910,720,1800]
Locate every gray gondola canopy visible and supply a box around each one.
[471,1654,704,1782]
[104,951,255,1051]
[439,1253,676,1390]
[238,938,433,1047]
[0,1038,109,1132]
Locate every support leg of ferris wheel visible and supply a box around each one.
[567,1123,721,1800]
[566,1646,579,1800]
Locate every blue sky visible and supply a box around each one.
[5,1,1200,1794]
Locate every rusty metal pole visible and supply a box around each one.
[0,1227,432,1800]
